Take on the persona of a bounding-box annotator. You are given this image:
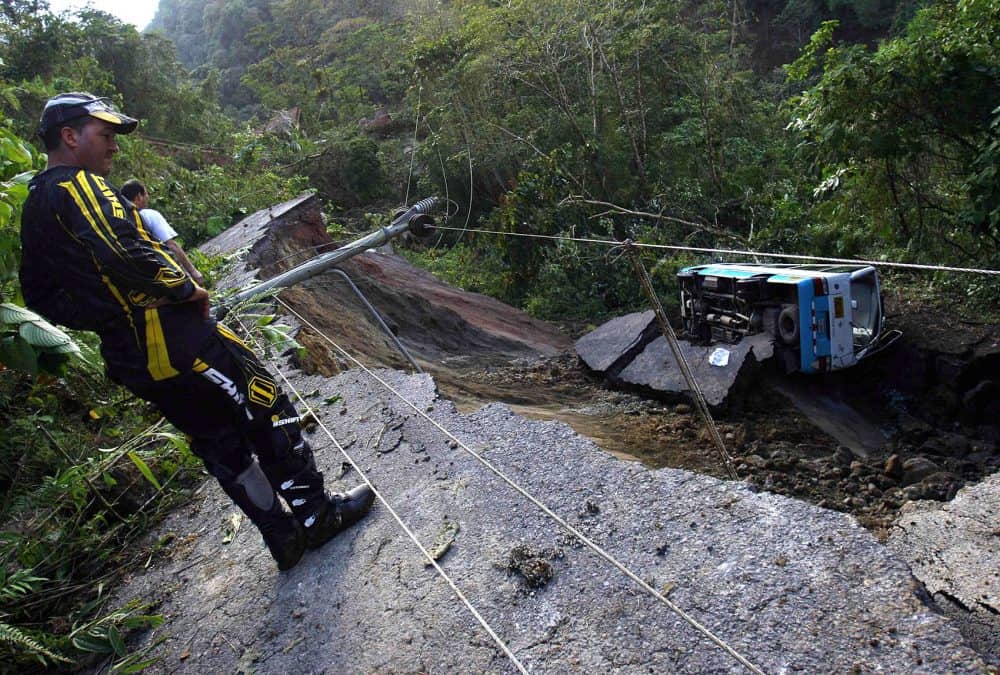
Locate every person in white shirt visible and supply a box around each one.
[121,179,205,286]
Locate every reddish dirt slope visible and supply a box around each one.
[201,194,571,375]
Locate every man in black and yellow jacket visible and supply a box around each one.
[20,92,374,571]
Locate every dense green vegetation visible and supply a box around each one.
[147,0,997,315]
[0,0,996,668]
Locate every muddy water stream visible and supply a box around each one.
[432,356,832,479]
[446,367,892,466]
[423,347,998,543]
[443,375,646,462]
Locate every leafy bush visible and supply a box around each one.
[301,132,387,207]
[113,134,310,245]
[0,112,94,379]
[0,115,43,304]
[402,243,510,300]
[786,1,1000,287]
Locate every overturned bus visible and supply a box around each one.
[677,263,901,374]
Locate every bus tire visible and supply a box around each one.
[778,305,800,345]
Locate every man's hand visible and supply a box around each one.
[153,285,210,318]
[185,285,211,319]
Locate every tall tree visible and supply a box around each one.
[788,0,999,269]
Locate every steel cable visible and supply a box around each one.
[233,315,529,675]
[624,244,739,481]
[274,296,767,675]
[431,225,1000,276]
[403,85,421,208]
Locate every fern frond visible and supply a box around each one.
[0,567,48,603]
[0,568,47,603]
[0,622,71,664]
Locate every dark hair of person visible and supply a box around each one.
[120,179,146,202]
[41,115,91,152]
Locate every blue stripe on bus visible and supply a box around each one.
[798,279,816,373]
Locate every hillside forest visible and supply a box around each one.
[0,0,997,669]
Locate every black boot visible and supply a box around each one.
[261,444,376,550]
[301,484,376,550]
[220,461,306,571]
[253,501,307,570]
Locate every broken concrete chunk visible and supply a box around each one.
[577,312,775,407]
[616,333,770,408]
[575,311,657,374]
[888,473,1000,666]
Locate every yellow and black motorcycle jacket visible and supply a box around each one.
[20,166,215,384]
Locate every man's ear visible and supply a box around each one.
[60,125,80,150]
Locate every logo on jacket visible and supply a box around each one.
[93,175,125,220]
[154,267,187,287]
[247,376,278,407]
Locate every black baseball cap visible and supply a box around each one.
[37,92,139,139]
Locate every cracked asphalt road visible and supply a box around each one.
[108,362,985,673]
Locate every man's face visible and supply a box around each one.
[65,119,119,176]
[133,190,148,209]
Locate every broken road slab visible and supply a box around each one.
[617,333,772,408]
[109,366,984,673]
[888,472,1000,667]
[576,311,774,408]
[574,310,657,374]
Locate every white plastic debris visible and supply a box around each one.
[709,347,730,367]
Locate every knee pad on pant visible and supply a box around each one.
[190,434,254,485]
[230,461,275,511]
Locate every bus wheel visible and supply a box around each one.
[778,305,800,345]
